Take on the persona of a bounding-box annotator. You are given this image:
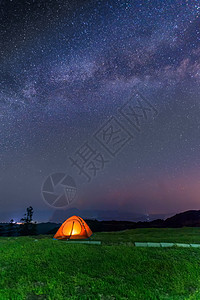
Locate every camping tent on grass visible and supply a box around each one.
[53,216,93,240]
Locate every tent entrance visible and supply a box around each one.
[63,220,82,237]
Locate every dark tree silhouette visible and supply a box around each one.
[6,219,17,236]
[0,224,4,236]
[21,206,33,223]
[19,206,37,236]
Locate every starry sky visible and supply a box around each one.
[0,0,200,222]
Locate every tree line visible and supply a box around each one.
[0,206,37,236]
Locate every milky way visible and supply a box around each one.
[0,0,200,221]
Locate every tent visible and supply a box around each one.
[53,215,93,240]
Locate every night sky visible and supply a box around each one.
[0,0,200,222]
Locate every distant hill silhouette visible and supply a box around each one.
[41,210,200,234]
[1,210,200,236]
[164,210,200,227]
[85,210,200,232]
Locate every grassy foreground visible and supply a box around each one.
[1,228,200,299]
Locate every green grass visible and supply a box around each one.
[92,227,200,245]
[1,228,200,299]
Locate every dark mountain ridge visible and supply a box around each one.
[1,209,200,236]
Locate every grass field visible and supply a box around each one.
[1,228,200,299]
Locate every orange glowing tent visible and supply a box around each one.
[53,216,93,240]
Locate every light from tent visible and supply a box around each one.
[63,220,81,236]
